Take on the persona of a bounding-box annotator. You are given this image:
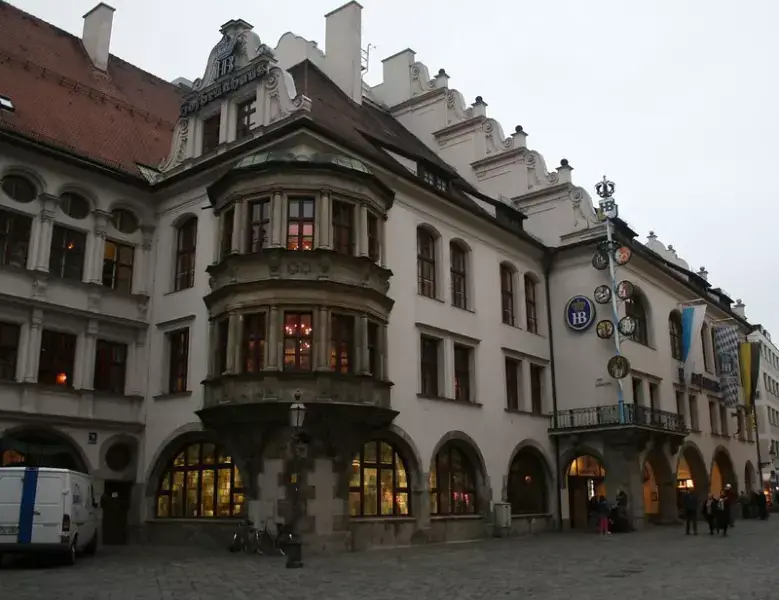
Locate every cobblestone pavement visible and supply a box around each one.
[2,519,779,599]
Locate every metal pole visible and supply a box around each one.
[753,403,766,499]
[604,216,625,424]
[285,431,304,568]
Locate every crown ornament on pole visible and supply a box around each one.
[595,175,615,199]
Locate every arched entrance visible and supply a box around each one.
[0,427,89,473]
[744,461,757,493]
[710,447,737,494]
[676,443,708,513]
[642,450,676,523]
[507,445,550,515]
[567,454,606,529]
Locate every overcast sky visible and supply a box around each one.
[11,0,779,338]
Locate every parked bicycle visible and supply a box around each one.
[229,518,292,556]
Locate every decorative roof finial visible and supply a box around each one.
[595,175,615,199]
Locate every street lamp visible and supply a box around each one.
[285,391,306,569]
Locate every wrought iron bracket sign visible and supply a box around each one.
[594,285,612,304]
[596,320,614,339]
[607,355,631,379]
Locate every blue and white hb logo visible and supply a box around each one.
[565,295,596,332]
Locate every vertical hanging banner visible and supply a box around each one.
[713,326,742,407]
[680,304,707,382]
[739,341,761,410]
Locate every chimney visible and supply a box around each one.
[733,299,746,319]
[325,2,363,104]
[82,3,115,71]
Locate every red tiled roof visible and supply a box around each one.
[0,1,182,176]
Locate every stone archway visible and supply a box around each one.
[710,446,737,494]
[0,426,90,473]
[643,448,677,523]
[565,453,607,529]
[676,442,709,503]
[506,442,553,515]
[744,461,757,494]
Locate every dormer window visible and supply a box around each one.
[236,98,256,141]
[417,164,449,193]
[202,114,221,154]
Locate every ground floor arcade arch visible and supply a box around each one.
[566,454,606,529]
[676,442,709,511]
[710,447,737,494]
[642,449,677,522]
[0,427,89,473]
[744,461,757,493]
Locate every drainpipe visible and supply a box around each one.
[543,250,563,531]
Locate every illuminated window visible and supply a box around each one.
[283,312,313,371]
[102,240,134,293]
[567,455,606,478]
[429,443,477,515]
[38,329,76,387]
[348,440,410,517]
[50,226,86,281]
[174,218,197,291]
[286,198,314,251]
[155,442,244,518]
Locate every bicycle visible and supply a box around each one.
[229,518,292,556]
[229,518,261,554]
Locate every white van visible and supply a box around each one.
[0,467,99,565]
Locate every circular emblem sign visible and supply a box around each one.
[618,315,637,337]
[616,280,634,300]
[607,355,631,379]
[614,246,632,266]
[592,251,609,271]
[594,285,612,305]
[565,295,596,332]
[596,320,614,339]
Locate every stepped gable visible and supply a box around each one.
[0,1,181,176]
[287,60,490,217]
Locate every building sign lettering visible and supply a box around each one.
[179,61,270,118]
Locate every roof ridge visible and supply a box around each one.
[1,0,182,94]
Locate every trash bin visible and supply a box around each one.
[493,502,512,537]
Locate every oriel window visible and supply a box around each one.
[283,313,313,371]
[49,226,86,281]
[330,314,354,374]
[287,198,315,251]
[248,200,270,253]
[243,313,266,373]
[332,201,354,255]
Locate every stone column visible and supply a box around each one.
[76,319,99,391]
[316,189,332,250]
[379,216,388,269]
[125,332,145,396]
[267,307,280,370]
[24,309,44,383]
[89,211,110,284]
[33,195,58,272]
[521,360,532,412]
[133,226,154,296]
[358,315,370,375]
[226,312,240,374]
[357,204,369,258]
[231,201,244,254]
[412,474,431,537]
[603,444,645,531]
[269,190,284,248]
[207,320,217,378]
[316,307,330,371]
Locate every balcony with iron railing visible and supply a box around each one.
[549,404,687,437]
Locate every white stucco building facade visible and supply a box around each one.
[0,1,762,549]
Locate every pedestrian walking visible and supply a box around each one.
[683,489,698,535]
[597,495,611,536]
[702,493,717,534]
[716,490,730,536]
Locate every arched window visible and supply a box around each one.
[349,440,410,517]
[669,311,682,360]
[111,208,139,234]
[174,217,197,291]
[524,274,538,333]
[59,192,90,219]
[507,448,548,515]
[625,293,648,345]
[429,443,477,515]
[417,227,437,298]
[1,174,36,203]
[500,263,515,325]
[449,241,468,309]
[155,441,244,518]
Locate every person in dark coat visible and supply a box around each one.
[716,490,730,536]
[702,493,717,534]
[683,489,698,535]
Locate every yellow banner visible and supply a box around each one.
[739,342,761,409]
